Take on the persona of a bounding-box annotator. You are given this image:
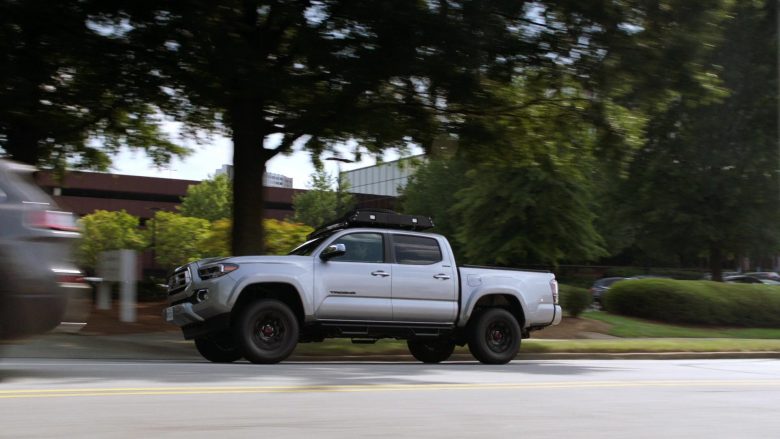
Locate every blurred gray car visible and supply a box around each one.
[589,277,627,304]
[0,159,89,340]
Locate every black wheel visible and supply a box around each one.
[407,338,456,363]
[235,299,299,364]
[467,308,522,364]
[194,333,243,363]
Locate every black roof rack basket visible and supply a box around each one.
[308,209,434,240]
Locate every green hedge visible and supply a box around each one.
[602,279,780,327]
[559,285,592,318]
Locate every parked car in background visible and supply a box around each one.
[0,159,90,341]
[724,275,780,285]
[589,277,627,304]
[744,271,780,281]
[702,271,740,280]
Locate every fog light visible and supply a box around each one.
[195,289,210,303]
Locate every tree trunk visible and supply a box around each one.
[230,101,273,256]
[709,244,723,282]
[5,123,41,165]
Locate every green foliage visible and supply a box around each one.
[0,1,189,170]
[179,174,233,221]
[76,210,146,269]
[602,279,780,327]
[585,310,780,339]
[199,218,231,259]
[150,211,211,269]
[292,169,354,228]
[402,157,467,258]
[559,285,592,318]
[265,220,314,255]
[194,218,313,258]
[611,1,779,274]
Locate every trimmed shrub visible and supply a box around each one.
[559,285,592,318]
[602,279,780,327]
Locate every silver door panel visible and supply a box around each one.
[391,298,457,323]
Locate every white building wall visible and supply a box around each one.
[343,155,424,197]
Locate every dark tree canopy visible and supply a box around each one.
[613,0,779,279]
[0,0,188,172]
[2,0,746,264]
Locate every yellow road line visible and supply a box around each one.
[1,380,779,399]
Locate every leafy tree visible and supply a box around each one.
[197,218,313,257]
[401,157,469,259]
[76,210,147,269]
[620,0,779,280]
[98,0,733,256]
[265,219,314,254]
[4,0,733,258]
[292,168,354,228]
[0,1,188,172]
[199,218,232,258]
[150,211,211,268]
[405,72,644,266]
[179,174,233,221]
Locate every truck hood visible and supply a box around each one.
[194,255,310,267]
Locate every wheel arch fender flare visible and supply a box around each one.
[460,286,528,328]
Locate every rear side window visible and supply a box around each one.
[393,235,442,265]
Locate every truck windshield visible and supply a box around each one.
[288,237,325,256]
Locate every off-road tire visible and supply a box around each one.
[467,308,521,364]
[194,333,243,363]
[235,299,299,364]
[407,338,456,363]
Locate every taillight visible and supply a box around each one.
[26,210,79,232]
[57,274,85,284]
[53,268,85,284]
[550,278,559,305]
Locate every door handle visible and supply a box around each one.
[433,273,451,280]
[371,270,390,277]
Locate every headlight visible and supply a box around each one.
[198,263,239,280]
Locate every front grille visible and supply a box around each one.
[167,267,191,295]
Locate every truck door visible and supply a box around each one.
[390,234,458,323]
[313,232,394,321]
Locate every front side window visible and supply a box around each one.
[392,235,442,265]
[329,233,384,263]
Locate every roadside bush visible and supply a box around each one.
[602,279,780,327]
[559,285,591,318]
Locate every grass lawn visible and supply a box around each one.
[290,311,780,356]
[583,310,780,339]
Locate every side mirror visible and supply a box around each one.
[320,243,346,261]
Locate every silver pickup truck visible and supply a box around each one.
[164,211,561,364]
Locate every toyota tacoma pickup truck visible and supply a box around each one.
[164,210,561,364]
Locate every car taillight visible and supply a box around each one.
[26,210,79,232]
[57,274,85,283]
[53,268,85,284]
[550,279,559,305]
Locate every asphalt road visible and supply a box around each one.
[1,358,778,438]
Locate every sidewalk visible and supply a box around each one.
[4,331,200,361]
[6,331,780,362]
[5,303,778,362]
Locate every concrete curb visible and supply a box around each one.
[5,332,780,362]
